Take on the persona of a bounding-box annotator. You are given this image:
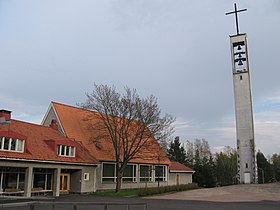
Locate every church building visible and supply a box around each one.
[0,102,194,197]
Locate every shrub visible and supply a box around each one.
[138,183,199,196]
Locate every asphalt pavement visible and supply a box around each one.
[1,183,280,210]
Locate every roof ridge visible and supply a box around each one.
[11,119,65,134]
[51,101,96,114]
[11,119,43,127]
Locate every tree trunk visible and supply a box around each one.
[115,163,122,192]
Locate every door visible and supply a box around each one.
[176,174,180,185]
[244,172,251,184]
[60,173,70,192]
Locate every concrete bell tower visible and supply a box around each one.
[226,4,258,184]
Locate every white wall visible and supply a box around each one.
[168,172,193,186]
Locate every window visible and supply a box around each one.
[0,137,24,152]
[102,163,116,183]
[0,167,25,192]
[70,146,75,156]
[17,140,23,151]
[60,145,65,155]
[84,173,90,181]
[155,165,167,182]
[102,163,137,183]
[10,138,16,150]
[3,137,9,150]
[65,146,70,156]
[140,165,152,182]
[123,164,137,182]
[33,168,53,190]
[57,145,75,157]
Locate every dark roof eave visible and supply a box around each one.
[0,157,99,166]
[169,170,195,173]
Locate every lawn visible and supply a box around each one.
[95,189,139,197]
[94,183,199,197]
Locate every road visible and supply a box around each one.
[1,183,279,210]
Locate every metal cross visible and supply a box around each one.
[225,3,247,35]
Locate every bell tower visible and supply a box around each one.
[226,4,257,184]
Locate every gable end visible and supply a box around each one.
[41,103,65,135]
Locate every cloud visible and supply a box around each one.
[213,146,228,154]
[253,95,280,155]
[0,95,45,124]
[254,119,280,155]
[1,0,279,156]
[174,96,280,156]
[111,0,190,30]
[173,117,192,129]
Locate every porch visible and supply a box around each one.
[0,163,96,197]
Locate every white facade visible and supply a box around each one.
[168,172,193,186]
[230,34,257,184]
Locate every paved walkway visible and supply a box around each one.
[148,183,280,202]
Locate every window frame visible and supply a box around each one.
[122,164,137,183]
[139,164,153,182]
[155,165,167,182]
[84,173,90,181]
[32,168,53,191]
[0,137,24,153]
[0,167,26,192]
[101,163,138,183]
[101,162,116,183]
[57,144,75,157]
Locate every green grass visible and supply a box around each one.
[138,183,200,196]
[95,189,139,197]
[94,183,199,197]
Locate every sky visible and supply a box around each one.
[1,0,280,156]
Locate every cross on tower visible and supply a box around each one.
[225,3,247,35]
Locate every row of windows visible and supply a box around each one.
[0,168,53,192]
[57,145,75,157]
[0,164,167,192]
[102,163,167,183]
[0,137,76,157]
[0,137,24,152]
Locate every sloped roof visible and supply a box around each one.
[49,101,170,165]
[0,120,98,165]
[169,161,194,172]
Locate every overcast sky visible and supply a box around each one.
[1,0,280,156]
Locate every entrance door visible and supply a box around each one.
[176,174,180,185]
[60,173,70,192]
[244,172,251,184]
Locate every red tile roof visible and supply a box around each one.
[0,120,98,165]
[50,102,170,165]
[169,161,194,172]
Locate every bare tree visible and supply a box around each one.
[80,84,175,192]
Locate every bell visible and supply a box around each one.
[238,45,242,50]
[238,60,243,66]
